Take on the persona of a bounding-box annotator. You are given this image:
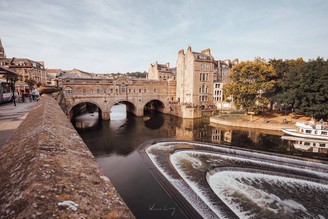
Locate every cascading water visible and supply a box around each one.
[144,141,328,218]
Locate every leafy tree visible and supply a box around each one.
[295,58,328,119]
[25,79,37,90]
[224,58,277,112]
[271,58,304,107]
[271,57,328,119]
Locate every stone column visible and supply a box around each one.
[101,111,110,120]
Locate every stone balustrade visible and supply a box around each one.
[0,95,135,218]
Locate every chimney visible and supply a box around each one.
[201,48,211,56]
[166,62,170,68]
[187,45,192,53]
[178,49,184,55]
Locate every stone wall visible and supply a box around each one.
[0,95,135,218]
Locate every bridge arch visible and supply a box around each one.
[69,100,104,120]
[144,99,165,114]
[109,100,138,118]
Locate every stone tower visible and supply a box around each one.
[0,38,6,58]
[176,46,215,107]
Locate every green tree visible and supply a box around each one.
[271,58,304,107]
[296,58,328,119]
[224,58,277,112]
[273,57,328,119]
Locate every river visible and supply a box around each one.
[72,104,328,218]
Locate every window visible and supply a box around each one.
[97,89,100,94]
[120,84,126,93]
[200,85,208,94]
[64,88,72,94]
[200,73,209,82]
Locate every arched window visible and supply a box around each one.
[200,85,207,94]
[64,87,73,94]
[120,84,126,93]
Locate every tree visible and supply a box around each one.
[273,57,328,119]
[25,79,37,91]
[270,58,304,107]
[224,58,277,112]
[296,58,328,119]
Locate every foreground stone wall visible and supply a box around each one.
[0,95,134,218]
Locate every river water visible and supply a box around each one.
[72,104,328,218]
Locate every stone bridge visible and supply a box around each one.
[58,76,183,120]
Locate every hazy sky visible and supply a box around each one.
[0,0,327,73]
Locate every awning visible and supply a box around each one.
[0,66,19,81]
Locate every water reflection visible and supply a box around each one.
[144,113,165,130]
[282,136,328,154]
[72,106,328,159]
[72,106,328,218]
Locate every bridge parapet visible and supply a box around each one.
[0,95,135,218]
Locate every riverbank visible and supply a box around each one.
[210,113,305,131]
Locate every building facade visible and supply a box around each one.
[176,46,215,108]
[147,62,176,81]
[0,39,47,85]
[212,59,238,109]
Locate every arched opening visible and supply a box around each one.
[144,100,165,116]
[70,102,102,130]
[110,101,137,120]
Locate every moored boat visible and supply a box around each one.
[281,121,328,140]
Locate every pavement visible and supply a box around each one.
[0,100,38,148]
[210,113,298,131]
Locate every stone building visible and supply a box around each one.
[176,46,215,108]
[0,38,47,85]
[213,59,238,110]
[147,62,176,81]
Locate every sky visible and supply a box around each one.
[0,0,328,73]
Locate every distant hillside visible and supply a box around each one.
[103,71,147,78]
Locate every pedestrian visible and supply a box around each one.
[31,88,40,101]
[35,89,40,101]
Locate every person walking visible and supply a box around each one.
[31,88,40,101]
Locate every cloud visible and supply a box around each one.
[0,0,328,72]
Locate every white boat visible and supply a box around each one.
[281,121,328,140]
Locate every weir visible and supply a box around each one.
[0,95,134,218]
